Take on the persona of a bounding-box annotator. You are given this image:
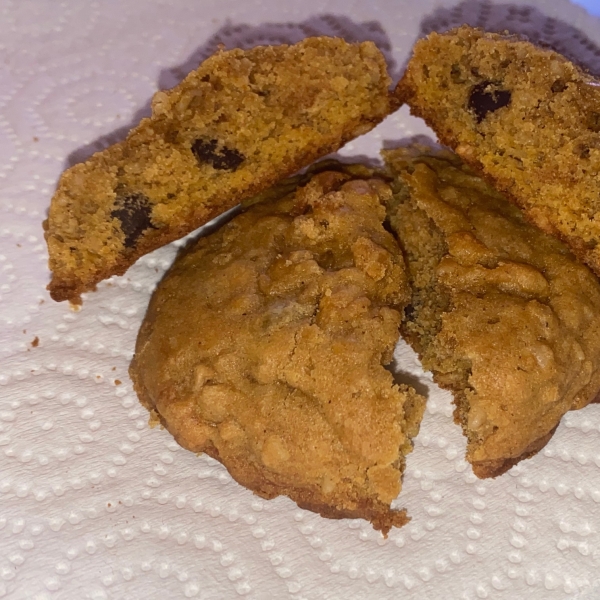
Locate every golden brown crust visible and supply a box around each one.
[384,144,600,477]
[46,37,396,303]
[131,368,409,529]
[130,167,425,535]
[395,25,600,278]
[471,426,558,479]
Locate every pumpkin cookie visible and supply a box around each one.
[384,144,600,478]
[45,37,396,302]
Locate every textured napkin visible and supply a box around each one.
[2,0,600,598]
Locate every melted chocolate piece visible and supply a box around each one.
[551,79,568,93]
[191,138,245,171]
[468,81,511,123]
[111,192,155,248]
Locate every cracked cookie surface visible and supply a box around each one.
[130,167,424,535]
[384,145,600,478]
[395,26,600,278]
[45,37,396,303]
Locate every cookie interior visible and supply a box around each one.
[45,37,396,302]
[396,25,600,279]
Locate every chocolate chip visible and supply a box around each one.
[111,192,155,248]
[191,138,245,171]
[468,81,512,123]
[551,79,568,93]
[216,146,245,170]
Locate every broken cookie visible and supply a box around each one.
[395,25,600,278]
[384,144,600,478]
[45,37,397,302]
[130,166,424,535]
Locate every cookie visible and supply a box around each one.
[395,25,600,278]
[384,144,600,478]
[130,165,425,535]
[45,37,397,303]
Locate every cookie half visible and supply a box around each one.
[384,144,600,478]
[395,26,600,278]
[45,37,397,303]
[130,166,425,534]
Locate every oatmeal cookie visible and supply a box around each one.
[384,144,600,478]
[395,26,600,277]
[45,37,397,303]
[130,166,425,534]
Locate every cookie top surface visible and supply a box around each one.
[45,37,396,303]
[130,167,424,534]
[384,145,600,477]
[395,25,600,278]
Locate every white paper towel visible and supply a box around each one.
[2,1,600,598]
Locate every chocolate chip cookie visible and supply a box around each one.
[45,37,397,303]
[395,26,600,278]
[384,144,600,478]
[130,165,425,535]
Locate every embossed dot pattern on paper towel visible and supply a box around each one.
[2,0,600,598]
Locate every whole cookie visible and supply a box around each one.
[130,167,425,534]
